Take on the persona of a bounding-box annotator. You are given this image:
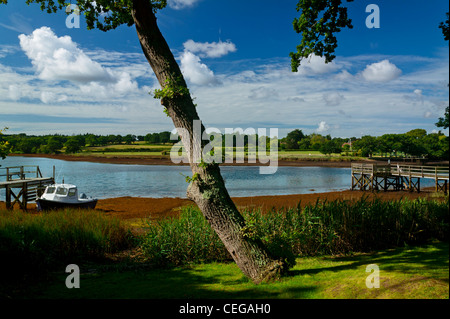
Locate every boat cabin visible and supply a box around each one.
[41,184,81,203]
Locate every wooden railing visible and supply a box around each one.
[0,166,43,181]
[351,163,389,175]
[390,165,449,180]
[351,163,449,181]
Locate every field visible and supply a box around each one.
[82,142,173,157]
[80,142,362,162]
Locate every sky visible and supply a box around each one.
[0,0,448,138]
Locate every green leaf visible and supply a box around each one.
[290,0,353,72]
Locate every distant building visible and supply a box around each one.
[342,139,353,150]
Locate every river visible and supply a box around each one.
[2,156,356,199]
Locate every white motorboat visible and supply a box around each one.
[36,183,97,211]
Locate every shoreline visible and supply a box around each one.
[96,188,443,221]
[8,153,367,168]
[9,153,448,168]
[1,188,441,222]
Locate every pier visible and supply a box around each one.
[351,163,449,193]
[0,166,54,210]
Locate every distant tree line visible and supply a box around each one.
[281,128,449,160]
[0,132,174,154]
[0,128,448,160]
[0,131,278,155]
[0,128,10,160]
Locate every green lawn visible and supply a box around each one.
[23,242,448,299]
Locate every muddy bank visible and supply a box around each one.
[95,189,440,221]
[2,189,440,222]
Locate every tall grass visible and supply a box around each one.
[0,209,134,282]
[251,196,449,258]
[140,196,449,267]
[140,206,230,266]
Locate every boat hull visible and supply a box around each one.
[36,198,97,211]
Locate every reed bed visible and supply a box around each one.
[0,209,133,281]
[140,196,449,267]
[140,206,230,266]
[250,196,448,260]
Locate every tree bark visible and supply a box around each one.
[131,0,286,284]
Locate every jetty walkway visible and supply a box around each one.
[351,163,449,193]
[0,166,54,210]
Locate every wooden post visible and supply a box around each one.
[435,167,438,192]
[351,171,355,190]
[22,183,27,211]
[5,185,11,210]
[408,166,412,192]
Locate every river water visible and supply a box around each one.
[2,156,356,199]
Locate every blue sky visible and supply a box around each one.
[0,0,448,138]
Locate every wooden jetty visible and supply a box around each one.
[0,166,54,210]
[351,163,449,193]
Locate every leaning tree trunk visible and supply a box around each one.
[131,0,286,284]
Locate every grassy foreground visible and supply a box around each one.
[1,196,448,299]
[24,241,449,299]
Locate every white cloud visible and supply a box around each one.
[179,39,236,86]
[413,89,424,104]
[0,13,33,34]
[79,72,139,98]
[168,0,201,10]
[323,92,345,106]
[0,45,18,59]
[334,70,353,81]
[316,121,330,133]
[8,85,21,101]
[180,51,219,86]
[40,91,55,104]
[414,89,422,95]
[361,59,402,82]
[40,91,68,104]
[183,39,237,58]
[18,27,140,98]
[19,27,114,83]
[296,54,340,75]
[403,88,426,105]
[0,64,35,101]
[248,86,278,100]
